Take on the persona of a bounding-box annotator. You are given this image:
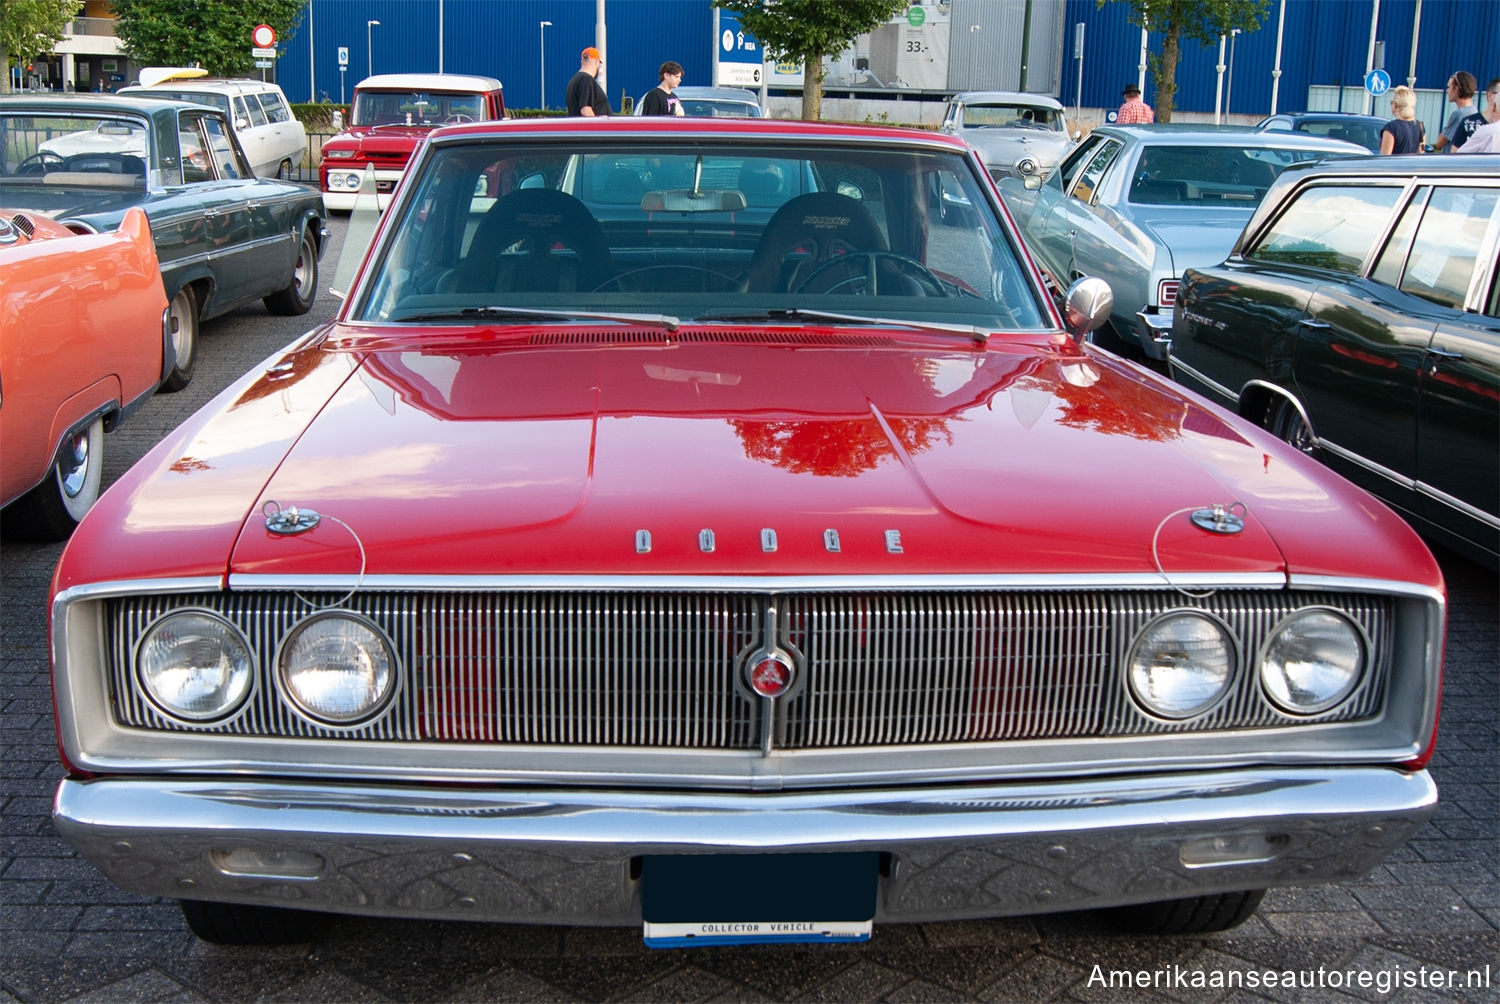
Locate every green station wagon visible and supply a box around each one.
[0,93,327,391]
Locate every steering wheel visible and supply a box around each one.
[444,113,474,124]
[16,151,64,175]
[793,252,948,297]
[593,264,744,293]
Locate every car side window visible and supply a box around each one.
[1055,136,1102,191]
[1069,139,1121,203]
[259,93,290,124]
[1247,184,1402,273]
[1263,118,1291,131]
[192,114,244,180]
[178,119,211,183]
[1374,187,1500,311]
[242,95,268,128]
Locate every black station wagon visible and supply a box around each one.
[1170,155,1499,568]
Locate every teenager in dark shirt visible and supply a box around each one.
[640,61,684,116]
[565,47,611,116]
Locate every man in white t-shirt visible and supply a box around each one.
[1456,78,1500,154]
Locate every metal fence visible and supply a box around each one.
[288,129,336,185]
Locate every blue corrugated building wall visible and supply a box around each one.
[276,0,716,110]
[1058,0,1498,115]
[270,0,1497,116]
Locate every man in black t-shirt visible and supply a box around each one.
[639,61,684,116]
[565,47,611,116]
[1451,107,1487,150]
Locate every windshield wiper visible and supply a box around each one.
[696,309,989,344]
[393,306,680,332]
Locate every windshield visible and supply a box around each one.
[351,139,1047,331]
[963,105,1062,131]
[352,90,485,126]
[1128,144,1349,205]
[681,99,761,118]
[1,114,149,183]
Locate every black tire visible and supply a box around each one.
[160,285,198,392]
[264,227,318,315]
[1100,889,1266,935]
[1,416,104,541]
[1266,397,1315,453]
[179,899,327,945]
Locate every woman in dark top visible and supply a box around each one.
[1379,86,1425,154]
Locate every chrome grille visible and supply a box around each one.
[106,589,1392,747]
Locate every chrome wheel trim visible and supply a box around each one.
[169,289,196,365]
[59,429,92,499]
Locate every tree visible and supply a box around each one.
[714,0,909,121]
[0,0,81,94]
[1099,0,1268,121]
[110,0,304,78]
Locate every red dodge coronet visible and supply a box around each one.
[51,118,1444,949]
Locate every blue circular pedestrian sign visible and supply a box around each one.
[1364,69,1391,97]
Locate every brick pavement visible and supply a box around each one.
[2,219,1495,1001]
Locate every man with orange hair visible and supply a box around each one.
[566,47,611,116]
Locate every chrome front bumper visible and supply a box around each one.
[54,767,1435,926]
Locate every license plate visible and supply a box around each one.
[641,852,877,948]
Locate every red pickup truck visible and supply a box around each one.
[319,72,505,210]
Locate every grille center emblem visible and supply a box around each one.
[748,653,795,698]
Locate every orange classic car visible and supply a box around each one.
[1,206,169,539]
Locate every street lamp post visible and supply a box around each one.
[367,20,380,79]
[540,21,552,109]
[1226,28,1241,114]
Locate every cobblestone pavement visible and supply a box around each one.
[2,218,1495,1002]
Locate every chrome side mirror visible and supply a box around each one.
[1062,277,1113,345]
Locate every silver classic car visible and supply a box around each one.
[940,91,1074,181]
[999,125,1365,359]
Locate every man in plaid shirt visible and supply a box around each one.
[1117,83,1154,124]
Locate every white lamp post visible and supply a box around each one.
[1226,28,1241,115]
[540,20,552,109]
[367,20,380,79]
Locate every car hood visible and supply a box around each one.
[58,325,1430,588]
[325,125,437,151]
[0,182,142,222]
[965,130,1071,167]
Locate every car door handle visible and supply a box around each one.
[1298,319,1331,330]
[1427,347,1464,359]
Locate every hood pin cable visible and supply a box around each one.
[262,500,368,610]
[1151,501,1247,599]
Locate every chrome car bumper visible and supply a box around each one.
[54,767,1435,926]
[1135,308,1174,360]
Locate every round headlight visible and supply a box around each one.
[1127,612,1236,719]
[1260,609,1364,715]
[278,613,395,724]
[137,611,254,721]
